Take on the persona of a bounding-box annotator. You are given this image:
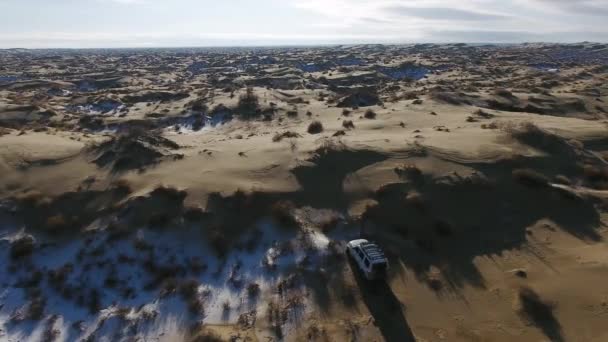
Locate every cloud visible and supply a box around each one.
[104,0,146,3]
[291,0,607,41]
[535,0,608,15]
[382,5,509,21]
[0,0,606,47]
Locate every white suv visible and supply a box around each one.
[346,239,389,280]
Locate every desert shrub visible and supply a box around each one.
[209,229,230,258]
[26,296,46,320]
[150,185,187,201]
[45,214,68,231]
[405,191,426,211]
[428,277,443,291]
[517,287,557,327]
[48,263,74,291]
[270,200,299,228]
[481,122,499,129]
[554,175,572,185]
[286,110,298,118]
[10,234,36,259]
[307,121,324,134]
[15,190,49,207]
[512,169,549,188]
[272,131,301,142]
[495,89,515,98]
[236,87,260,118]
[342,120,355,129]
[104,273,120,289]
[133,237,153,251]
[342,109,351,116]
[434,220,453,237]
[267,301,287,339]
[415,238,435,253]
[364,109,377,119]
[319,215,341,233]
[474,109,494,118]
[188,297,205,315]
[247,282,261,298]
[42,316,60,342]
[505,122,574,156]
[178,278,199,300]
[111,179,133,194]
[183,206,207,221]
[583,164,608,183]
[306,111,312,117]
[394,164,423,181]
[192,331,224,342]
[333,130,346,137]
[87,289,102,314]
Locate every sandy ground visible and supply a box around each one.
[1,43,608,341]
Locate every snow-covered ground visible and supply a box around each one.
[165,111,232,135]
[66,101,125,117]
[0,209,353,341]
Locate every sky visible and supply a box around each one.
[0,0,606,48]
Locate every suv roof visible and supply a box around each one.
[351,240,387,263]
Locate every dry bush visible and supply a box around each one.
[286,110,298,118]
[270,200,299,228]
[342,120,355,130]
[364,109,377,119]
[307,121,324,134]
[517,287,558,328]
[247,282,261,298]
[554,175,572,185]
[481,122,499,129]
[236,87,261,118]
[111,179,133,194]
[474,109,494,118]
[15,190,50,207]
[272,131,302,142]
[428,277,443,291]
[48,264,73,291]
[42,316,60,342]
[178,278,199,300]
[237,310,257,329]
[434,220,453,237]
[394,164,423,181]
[267,301,287,339]
[183,206,207,221]
[192,330,224,342]
[26,296,46,320]
[512,169,549,188]
[177,279,205,314]
[45,214,68,231]
[209,229,230,258]
[319,215,341,233]
[405,191,426,211]
[504,121,575,156]
[583,164,608,184]
[10,234,36,259]
[341,108,351,116]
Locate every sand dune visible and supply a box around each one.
[0,43,607,341]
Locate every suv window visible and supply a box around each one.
[355,247,364,258]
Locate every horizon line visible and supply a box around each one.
[1,41,605,51]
